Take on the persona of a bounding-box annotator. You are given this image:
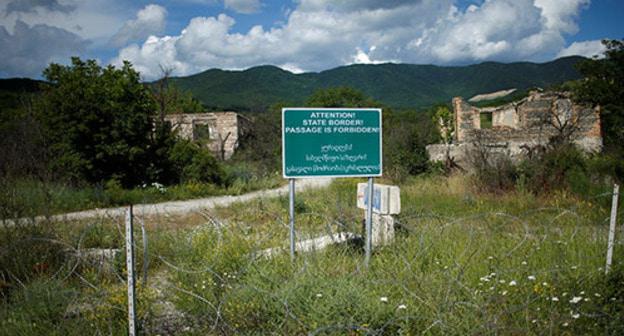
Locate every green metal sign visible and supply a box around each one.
[282,108,382,178]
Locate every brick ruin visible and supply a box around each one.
[164,112,251,160]
[427,91,602,168]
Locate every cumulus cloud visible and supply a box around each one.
[4,0,76,14]
[557,39,606,58]
[112,0,593,80]
[0,20,88,77]
[110,4,167,47]
[224,0,261,14]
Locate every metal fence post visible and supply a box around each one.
[365,177,374,268]
[289,179,296,261]
[125,205,137,336]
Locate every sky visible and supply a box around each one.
[0,0,622,80]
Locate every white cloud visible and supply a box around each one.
[0,20,88,77]
[113,0,593,80]
[224,0,261,14]
[110,4,167,47]
[557,39,606,58]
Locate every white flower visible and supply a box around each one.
[501,290,508,296]
[499,280,506,284]
[531,319,537,324]
[487,256,494,260]
[397,304,407,310]
[551,297,559,302]
[571,266,578,270]
[521,261,528,265]
[509,280,517,286]
[569,296,582,304]
[580,291,585,295]
[571,313,580,319]
[480,276,490,282]
[528,275,536,281]
[563,322,569,327]
[316,293,323,298]
[380,297,388,303]
[542,282,548,286]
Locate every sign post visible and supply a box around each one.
[282,108,382,266]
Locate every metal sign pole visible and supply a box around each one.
[365,177,374,268]
[289,179,296,261]
[125,205,137,336]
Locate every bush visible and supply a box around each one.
[169,140,225,185]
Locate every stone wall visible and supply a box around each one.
[165,112,250,160]
[428,91,602,169]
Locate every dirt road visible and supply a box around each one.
[5,178,333,225]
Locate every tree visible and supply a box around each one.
[573,39,624,155]
[38,57,167,187]
[306,86,379,108]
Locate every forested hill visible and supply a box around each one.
[170,56,584,110]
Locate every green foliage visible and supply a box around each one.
[170,57,584,110]
[384,108,438,181]
[573,39,624,160]
[431,105,454,143]
[306,86,379,107]
[231,106,282,174]
[169,140,224,185]
[37,58,165,187]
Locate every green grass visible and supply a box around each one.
[0,173,283,219]
[1,174,622,335]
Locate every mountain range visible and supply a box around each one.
[169,56,585,110]
[0,56,585,112]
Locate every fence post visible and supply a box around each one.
[606,184,619,275]
[289,179,296,261]
[125,205,137,336]
[365,177,374,268]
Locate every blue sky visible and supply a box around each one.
[0,0,622,79]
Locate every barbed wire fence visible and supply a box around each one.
[0,183,622,335]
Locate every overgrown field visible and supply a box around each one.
[1,175,623,335]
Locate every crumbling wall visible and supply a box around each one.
[165,112,247,160]
[428,91,602,169]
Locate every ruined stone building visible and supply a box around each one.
[164,112,251,160]
[427,91,602,168]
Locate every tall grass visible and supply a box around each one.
[1,174,622,335]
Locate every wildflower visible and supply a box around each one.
[522,261,528,265]
[480,276,490,282]
[542,282,548,286]
[584,298,590,302]
[528,275,536,281]
[397,304,407,310]
[580,291,585,295]
[487,256,494,260]
[571,266,577,270]
[501,290,508,296]
[563,322,569,327]
[551,297,559,302]
[380,297,388,303]
[316,293,323,298]
[569,296,582,304]
[509,280,517,286]
[594,293,601,297]
[499,280,506,284]
[571,313,580,319]
[531,319,537,324]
